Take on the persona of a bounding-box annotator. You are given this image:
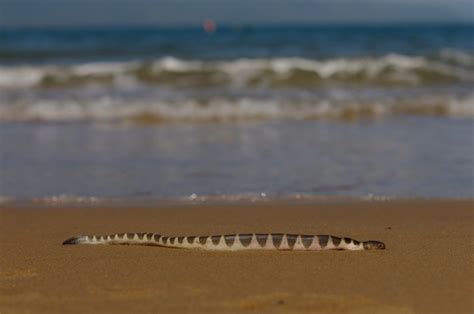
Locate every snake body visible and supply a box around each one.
[63,233,385,251]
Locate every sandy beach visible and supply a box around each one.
[0,199,472,313]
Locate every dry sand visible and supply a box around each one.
[0,199,472,313]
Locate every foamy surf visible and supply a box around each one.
[0,91,472,123]
[4,193,396,205]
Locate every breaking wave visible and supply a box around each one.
[1,91,473,122]
[1,52,473,90]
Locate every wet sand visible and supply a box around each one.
[0,199,472,313]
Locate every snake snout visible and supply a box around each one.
[363,240,386,250]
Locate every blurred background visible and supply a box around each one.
[0,0,473,199]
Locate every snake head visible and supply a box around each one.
[363,240,385,250]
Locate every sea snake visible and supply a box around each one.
[63,233,385,251]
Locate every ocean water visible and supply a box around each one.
[0,25,473,200]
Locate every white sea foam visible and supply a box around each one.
[0,65,47,89]
[445,95,474,117]
[152,56,202,72]
[73,61,138,75]
[0,196,14,204]
[33,194,101,204]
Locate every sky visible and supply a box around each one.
[0,0,473,27]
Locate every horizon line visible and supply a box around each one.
[2,21,473,31]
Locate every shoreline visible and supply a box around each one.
[2,195,472,207]
[1,199,473,313]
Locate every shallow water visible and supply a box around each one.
[1,25,473,200]
[1,117,472,199]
